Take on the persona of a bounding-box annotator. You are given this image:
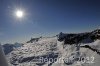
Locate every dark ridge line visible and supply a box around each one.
[80,45,100,55]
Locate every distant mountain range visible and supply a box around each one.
[2,42,23,55]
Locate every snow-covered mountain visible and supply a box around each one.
[58,28,100,44]
[2,43,23,55]
[4,29,100,66]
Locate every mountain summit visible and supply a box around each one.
[3,29,100,66]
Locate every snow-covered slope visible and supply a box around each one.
[5,36,100,66]
[52,39,100,66]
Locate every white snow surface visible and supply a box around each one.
[6,37,100,66]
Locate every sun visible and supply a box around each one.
[16,10,24,18]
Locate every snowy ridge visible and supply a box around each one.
[4,30,100,66]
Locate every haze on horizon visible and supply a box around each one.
[0,0,100,44]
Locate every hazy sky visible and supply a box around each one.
[0,0,100,44]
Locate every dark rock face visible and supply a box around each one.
[57,29,100,45]
[27,38,40,43]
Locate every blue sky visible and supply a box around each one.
[0,0,100,44]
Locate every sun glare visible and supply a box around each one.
[16,10,24,18]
